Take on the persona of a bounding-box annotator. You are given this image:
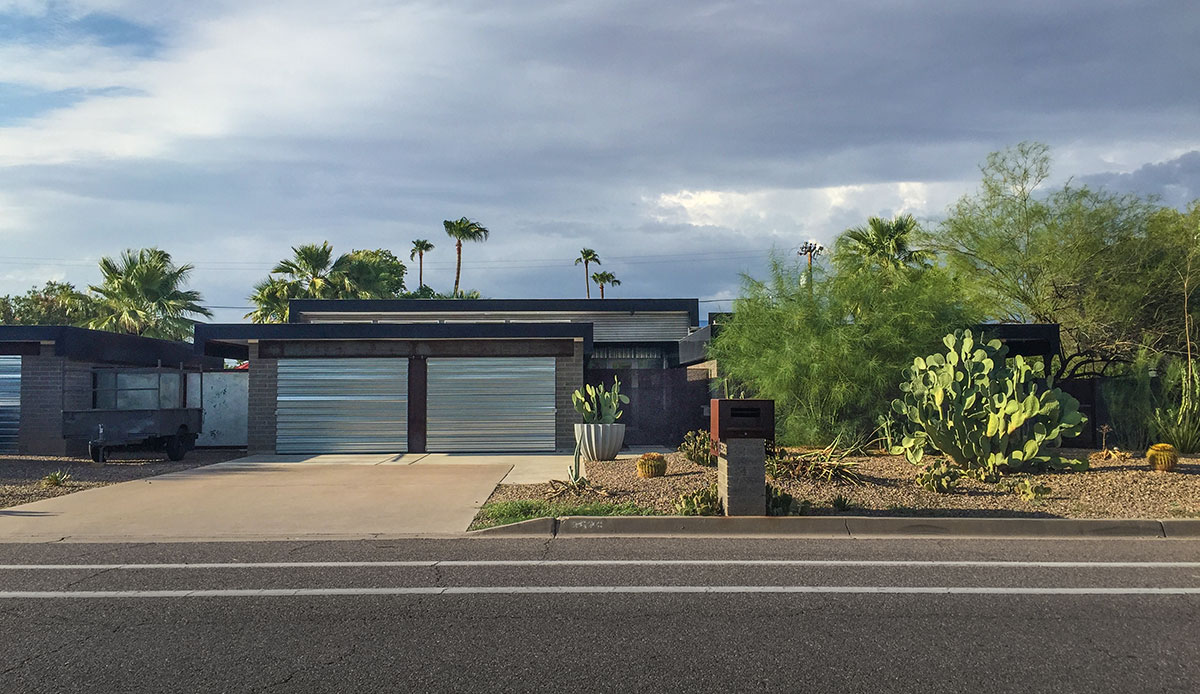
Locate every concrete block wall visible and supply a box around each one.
[246,343,279,454]
[19,352,94,456]
[555,340,584,450]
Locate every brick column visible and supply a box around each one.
[247,343,278,454]
[18,353,95,456]
[718,438,766,516]
[555,340,584,451]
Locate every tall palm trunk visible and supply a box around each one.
[599,283,605,299]
[453,240,463,296]
[418,252,424,287]
[584,260,590,298]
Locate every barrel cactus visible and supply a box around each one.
[1146,443,1179,472]
[890,330,1087,479]
[636,452,668,478]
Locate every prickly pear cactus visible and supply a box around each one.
[890,330,1086,477]
[571,377,630,424]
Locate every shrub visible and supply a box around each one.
[677,430,716,467]
[891,330,1087,478]
[766,484,794,516]
[40,470,71,487]
[766,442,862,485]
[674,484,722,516]
[830,494,854,512]
[1150,359,1200,454]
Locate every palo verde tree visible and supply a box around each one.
[443,217,490,297]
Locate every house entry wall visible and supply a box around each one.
[276,358,408,453]
[426,357,556,452]
[0,356,19,453]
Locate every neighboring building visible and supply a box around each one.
[194,299,712,454]
[0,326,218,456]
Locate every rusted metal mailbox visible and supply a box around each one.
[710,399,775,442]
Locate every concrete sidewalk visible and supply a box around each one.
[0,462,511,542]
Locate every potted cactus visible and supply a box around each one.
[636,452,667,478]
[572,377,630,461]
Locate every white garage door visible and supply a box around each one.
[276,358,407,454]
[426,357,556,452]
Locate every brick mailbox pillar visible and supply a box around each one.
[711,399,775,516]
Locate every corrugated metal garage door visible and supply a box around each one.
[427,357,555,452]
[0,356,18,453]
[276,358,407,454]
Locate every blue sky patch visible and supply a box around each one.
[0,9,161,56]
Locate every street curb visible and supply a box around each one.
[469,516,1198,539]
[468,517,559,536]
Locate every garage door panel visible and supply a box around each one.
[426,358,555,452]
[0,356,19,453]
[276,358,407,454]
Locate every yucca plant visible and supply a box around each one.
[41,469,72,487]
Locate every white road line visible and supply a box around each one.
[0,560,1197,571]
[0,586,1197,599]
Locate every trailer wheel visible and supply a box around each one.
[165,435,187,461]
[89,444,106,465]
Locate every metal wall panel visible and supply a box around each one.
[307,311,692,342]
[276,358,407,453]
[0,356,18,453]
[426,357,555,452]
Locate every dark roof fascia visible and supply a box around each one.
[194,321,594,360]
[287,298,701,325]
[975,323,1061,357]
[0,326,217,369]
[678,325,712,367]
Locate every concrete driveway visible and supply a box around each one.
[0,459,511,542]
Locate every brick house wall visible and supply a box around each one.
[18,351,95,456]
[555,340,584,451]
[246,343,278,454]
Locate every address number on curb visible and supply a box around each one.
[564,519,607,530]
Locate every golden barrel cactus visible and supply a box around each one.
[1146,443,1179,472]
[636,452,668,479]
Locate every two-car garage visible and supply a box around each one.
[274,356,558,454]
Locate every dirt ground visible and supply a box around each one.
[483,448,1200,519]
[0,449,247,509]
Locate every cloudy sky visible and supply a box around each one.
[1,1,1198,323]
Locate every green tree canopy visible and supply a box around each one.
[932,141,1194,375]
[590,271,620,299]
[834,213,930,273]
[87,248,211,341]
[0,281,99,326]
[711,251,981,444]
[247,243,408,323]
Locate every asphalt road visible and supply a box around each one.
[0,537,1197,693]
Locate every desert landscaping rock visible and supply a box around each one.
[481,448,1200,520]
[0,449,246,509]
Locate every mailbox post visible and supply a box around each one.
[710,399,774,516]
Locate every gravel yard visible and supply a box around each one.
[0,449,246,509]
[480,448,1200,521]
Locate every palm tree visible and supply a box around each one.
[835,214,931,272]
[87,248,212,341]
[443,217,490,297]
[591,271,621,299]
[246,276,296,323]
[410,239,435,289]
[271,242,353,299]
[575,248,601,298]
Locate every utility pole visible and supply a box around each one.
[798,240,824,296]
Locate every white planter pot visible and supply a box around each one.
[574,423,626,461]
